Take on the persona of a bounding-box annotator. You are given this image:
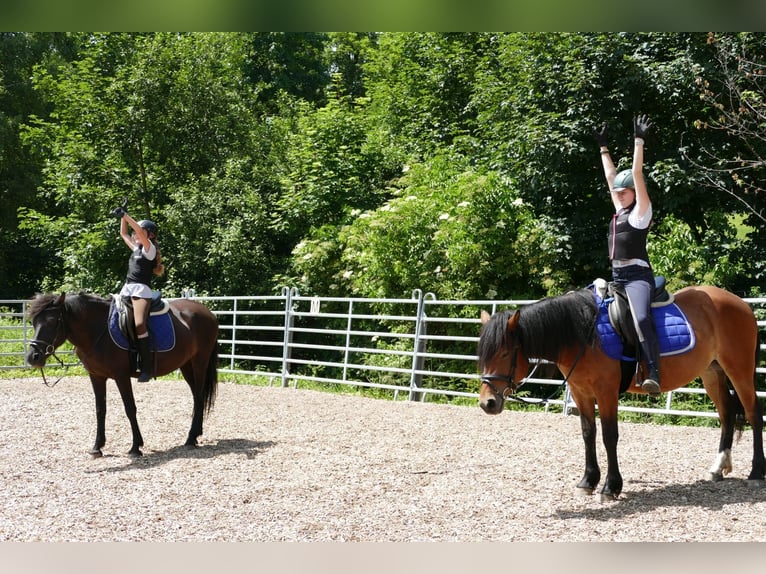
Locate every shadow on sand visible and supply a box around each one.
[554,477,766,520]
[85,438,276,474]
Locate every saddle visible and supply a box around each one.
[590,277,695,392]
[115,292,170,343]
[606,276,673,353]
[109,293,176,354]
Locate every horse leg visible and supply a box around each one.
[718,356,766,483]
[89,375,108,458]
[180,363,203,447]
[114,377,144,456]
[731,388,766,482]
[572,394,600,495]
[746,400,766,482]
[597,396,622,501]
[701,363,735,481]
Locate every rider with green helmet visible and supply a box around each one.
[594,115,661,397]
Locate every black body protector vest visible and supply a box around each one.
[125,243,157,286]
[607,204,650,263]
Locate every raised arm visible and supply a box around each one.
[593,123,620,210]
[122,214,151,252]
[632,114,652,219]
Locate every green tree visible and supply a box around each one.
[364,32,493,158]
[688,32,766,291]
[0,33,79,298]
[18,33,275,294]
[162,159,274,295]
[471,32,750,290]
[6,32,766,302]
[245,32,330,111]
[325,32,378,100]
[292,153,564,300]
[272,93,403,244]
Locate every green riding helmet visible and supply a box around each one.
[611,169,634,192]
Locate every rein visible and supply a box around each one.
[480,306,596,406]
[37,353,67,387]
[481,343,586,405]
[508,344,585,405]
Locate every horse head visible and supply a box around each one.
[477,309,529,415]
[26,293,68,368]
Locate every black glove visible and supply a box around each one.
[592,123,609,147]
[110,197,128,219]
[634,114,652,139]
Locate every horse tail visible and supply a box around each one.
[202,344,218,415]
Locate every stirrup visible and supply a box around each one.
[641,378,661,397]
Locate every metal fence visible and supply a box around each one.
[2,290,766,419]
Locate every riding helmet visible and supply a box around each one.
[611,169,634,191]
[138,220,158,236]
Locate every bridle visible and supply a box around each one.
[480,332,586,405]
[28,304,68,387]
[480,329,522,400]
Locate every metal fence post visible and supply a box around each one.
[281,287,297,388]
[409,289,426,401]
[230,297,238,372]
[342,299,354,383]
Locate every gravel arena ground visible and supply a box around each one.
[2,375,766,544]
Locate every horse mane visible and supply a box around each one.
[28,293,62,321]
[478,289,598,366]
[477,309,516,370]
[518,289,598,360]
[29,292,109,320]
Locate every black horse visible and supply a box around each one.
[27,293,219,457]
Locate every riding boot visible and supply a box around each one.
[640,337,661,397]
[136,337,152,382]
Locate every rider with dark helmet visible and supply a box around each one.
[594,114,661,397]
[112,202,164,382]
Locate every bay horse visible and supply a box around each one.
[477,285,764,500]
[26,292,219,457]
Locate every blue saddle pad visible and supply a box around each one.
[594,294,695,361]
[109,302,176,352]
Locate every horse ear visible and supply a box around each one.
[506,310,520,331]
[480,310,491,325]
[57,292,66,305]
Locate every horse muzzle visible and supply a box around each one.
[479,375,514,415]
[26,341,52,368]
[479,394,504,415]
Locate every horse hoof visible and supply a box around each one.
[709,472,724,482]
[599,492,619,503]
[575,487,594,497]
[129,450,143,458]
[89,449,103,459]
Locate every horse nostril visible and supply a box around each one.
[483,398,496,412]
